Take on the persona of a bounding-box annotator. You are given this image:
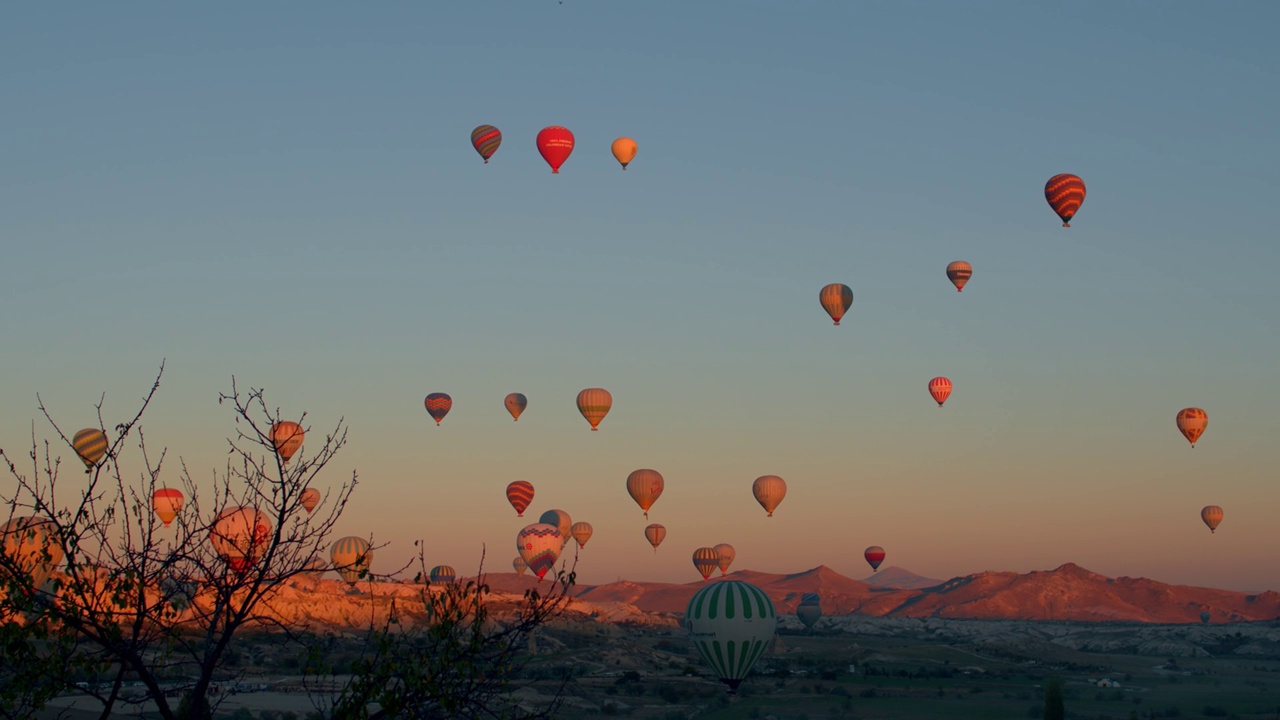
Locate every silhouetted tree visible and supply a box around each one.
[1043,676,1065,720]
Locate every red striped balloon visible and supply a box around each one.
[506,480,535,517]
[864,545,886,571]
[424,393,453,426]
[470,125,502,163]
[928,377,952,407]
[1044,173,1086,227]
[536,126,575,174]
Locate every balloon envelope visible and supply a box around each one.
[536,126,575,173]
[1044,173,1086,227]
[752,475,787,517]
[424,393,453,426]
[685,580,777,692]
[210,507,273,572]
[300,488,321,514]
[797,603,822,630]
[153,488,184,526]
[513,556,529,576]
[713,543,736,575]
[693,547,720,581]
[538,509,572,549]
[72,428,108,472]
[1200,505,1223,533]
[429,565,457,584]
[506,481,535,517]
[644,523,666,552]
[504,393,528,421]
[818,284,854,326]
[1176,408,1208,447]
[576,388,612,431]
[330,536,372,587]
[946,261,973,292]
[470,124,502,163]
[517,523,562,581]
[271,422,304,464]
[626,469,664,519]
[570,522,594,548]
[928,377,953,407]
[611,137,638,169]
[864,546,886,571]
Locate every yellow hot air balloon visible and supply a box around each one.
[693,547,720,581]
[576,388,612,431]
[1176,408,1208,447]
[644,523,666,553]
[752,475,787,517]
[713,543,735,575]
[152,488,184,527]
[1200,505,1223,534]
[513,556,529,576]
[818,284,854,326]
[570,522,594,548]
[271,421,304,465]
[72,428,108,472]
[626,469,664,519]
[330,536,372,587]
[2,516,64,589]
[611,137,638,170]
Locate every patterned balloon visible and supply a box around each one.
[864,545,886,572]
[1044,173,1086,227]
[626,468,664,519]
[644,523,667,552]
[470,124,502,164]
[72,428,108,472]
[504,392,528,421]
[300,487,321,514]
[210,507,273,572]
[576,388,612,431]
[330,536,372,587]
[506,481,535,517]
[570,522,594,548]
[424,393,453,426]
[271,421,304,464]
[516,523,562,581]
[611,137,638,170]
[928,377,953,407]
[946,261,973,292]
[713,543,736,575]
[429,565,457,585]
[1,516,64,588]
[800,592,820,606]
[152,488,184,527]
[752,475,787,517]
[536,126,575,173]
[1200,505,1223,534]
[1176,407,1208,447]
[685,580,776,692]
[512,556,529,576]
[818,283,854,326]
[693,547,720,581]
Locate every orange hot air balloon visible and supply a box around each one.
[1176,407,1208,447]
[928,377,952,407]
[576,388,612,431]
[72,428,109,472]
[1044,173,1086,227]
[536,126,575,174]
[300,488,321,514]
[946,261,972,292]
[1200,505,1223,534]
[504,393,528,421]
[864,546,886,571]
[626,469,664,519]
[153,488,184,527]
[210,507,272,573]
[424,393,452,426]
[470,124,502,164]
[570,522,594,548]
[644,523,666,552]
[819,283,854,326]
[693,547,720,581]
[506,480,535,517]
[271,421,304,465]
[752,475,787,517]
[611,137,637,170]
[713,543,735,575]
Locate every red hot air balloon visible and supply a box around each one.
[470,125,502,164]
[946,261,972,292]
[424,393,453,426]
[271,421,304,465]
[536,126,575,174]
[300,488,321,514]
[864,546,886,571]
[506,480,535,517]
[626,469,664,519]
[1044,174,1086,227]
[1176,408,1208,447]
[928,377,952,407]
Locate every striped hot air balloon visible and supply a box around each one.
[506,481,535,517]
[504,393,528,421]
[271,421,304,465]
[210,507,272,573]
[513,556,529,576]
[300,487,321,514]
[576,388,612,431]
[928,377,952,407]
[1176,407,1208,447]
[714,543,736,575]
[72,428,108,472]
[470,124,502,164]
[693,547,720,581]
[644,523,667,552]
[2,516,64,589]
[1044,173,1086,227]
[153,488,184,527]
[570,522,593,548]
[424,393,453,426]
[864,545,886,572]
[685,580,776,693]
[1200,505,1223,534]
[539,509,572,549]
[330,536,372,587]
[611,137,638,170]
[429,565,457,585]
[946,261,973,292]
[818,283,854,326]
[536,126,575,173]
[517,523,562,581]
[752,475,787,517]
[626,469,664,519]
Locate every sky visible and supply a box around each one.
[3,2,1279,591]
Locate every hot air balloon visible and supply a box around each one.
[210,507,273,573]
[72,428,108,472]
[1,516,64,589]
[685,580,777,693]
[928,377,952,407]
[330,536,372,587]
[538,509,572,549]
[160,576,198,611]
[1044,173,1086,227]
[1200,610,1211,624]
[429,565,457,585]
[506,481,535,517]
[571,522,593,548]
[864,546,886,572]
[271,421,304,465]
[752,475,787,517]
[300,488,321,514]
[504,393,528,421]
[536,126,575,174]
[152,488,184,527]
[611,137,637,170]
[946,261,973,292]
[513,556,529,576]
[713,543,736,575]
[693,547,720,581]
[576,388,612,431]
[470,125,502,164]
[424,393,453,426]
[818,283,854,326]
[1176,408,1208,447]
[797,593,822,631]
[517,523,562,581]
[626,469,664,519]
[644,523,666,552]
[1200,505,1223,534]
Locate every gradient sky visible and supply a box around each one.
[3,3,1279,591]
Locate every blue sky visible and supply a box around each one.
[3,2,1279,590]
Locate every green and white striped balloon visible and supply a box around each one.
[684,580,776,692]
